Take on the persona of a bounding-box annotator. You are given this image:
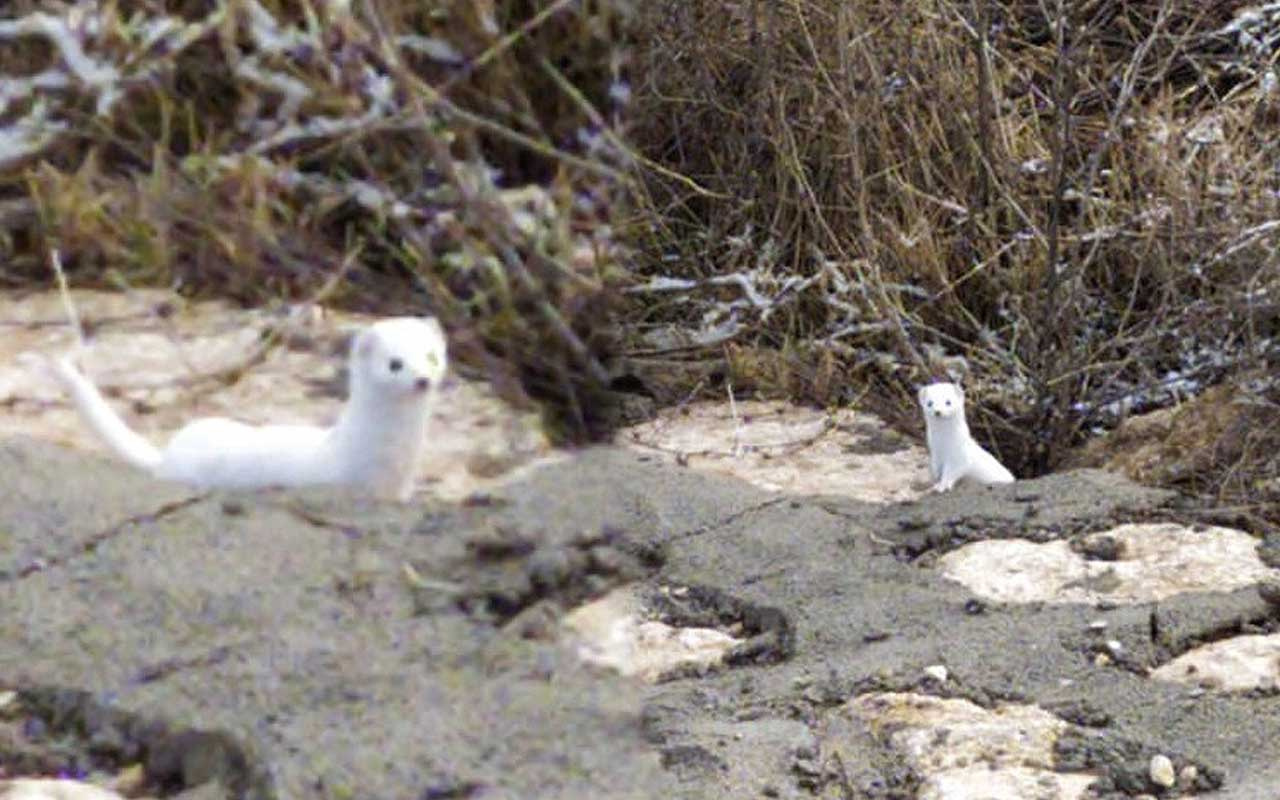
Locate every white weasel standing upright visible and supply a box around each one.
[918,382,1014,492]
[49,316,448,502]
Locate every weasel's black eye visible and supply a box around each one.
[944,399,952,406]
[389,358,403,373]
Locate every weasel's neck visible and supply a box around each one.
[927,414,970,445]
[329,384,434,468]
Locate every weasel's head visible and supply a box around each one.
[352,317,448,400]
[918,382,964,420]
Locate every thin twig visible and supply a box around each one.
[48,248,84,350]
[726,370,744,458]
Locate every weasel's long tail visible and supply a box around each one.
[51,356,164,473]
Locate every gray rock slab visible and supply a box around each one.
[0,439,673,799]
[4,438,1280,799]
[0,437,193,579]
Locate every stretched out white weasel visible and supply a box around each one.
[47,316,447,502]
[918,382,1014,492]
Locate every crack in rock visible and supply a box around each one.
[4,496,204,583]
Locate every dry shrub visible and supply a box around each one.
[627,0,1280,512]
[0,0,636,440]
[1063,376,1280,533]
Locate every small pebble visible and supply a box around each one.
[1149,754,1176,788]
[792,758,821,777]
[1105,639,1124,656]
[923,664,949,683]
[1178,764,1198,788]
[1087,619,1108,632]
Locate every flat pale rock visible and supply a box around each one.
[1152,633,1280,692]
[564,586,741,682]
[939,523,1278,604]
[832,692,1095,800]
[619,399,927,503]
[0,780,125,800]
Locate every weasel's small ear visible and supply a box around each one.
[917,386,928,404]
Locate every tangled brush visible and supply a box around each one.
[0,0,638,440]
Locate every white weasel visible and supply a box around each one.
[918,382,1015,492]
[48,316,448,502]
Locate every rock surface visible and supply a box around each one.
[938,523,1278,605]
[4,439,1280,797]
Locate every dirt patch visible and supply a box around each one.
[1054,728,1223,797]
[442,523,660,626]
[0,441,680,799]
[0,686,270,799]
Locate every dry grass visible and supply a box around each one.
[0,0,636,441]
[626,0,1280,516]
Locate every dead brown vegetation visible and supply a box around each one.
[0,0,635,440]
[626,0,1280,521]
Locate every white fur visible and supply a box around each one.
[48,317,448,502]
[918,382,1014,492]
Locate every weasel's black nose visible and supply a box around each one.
[415,377,431,392]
